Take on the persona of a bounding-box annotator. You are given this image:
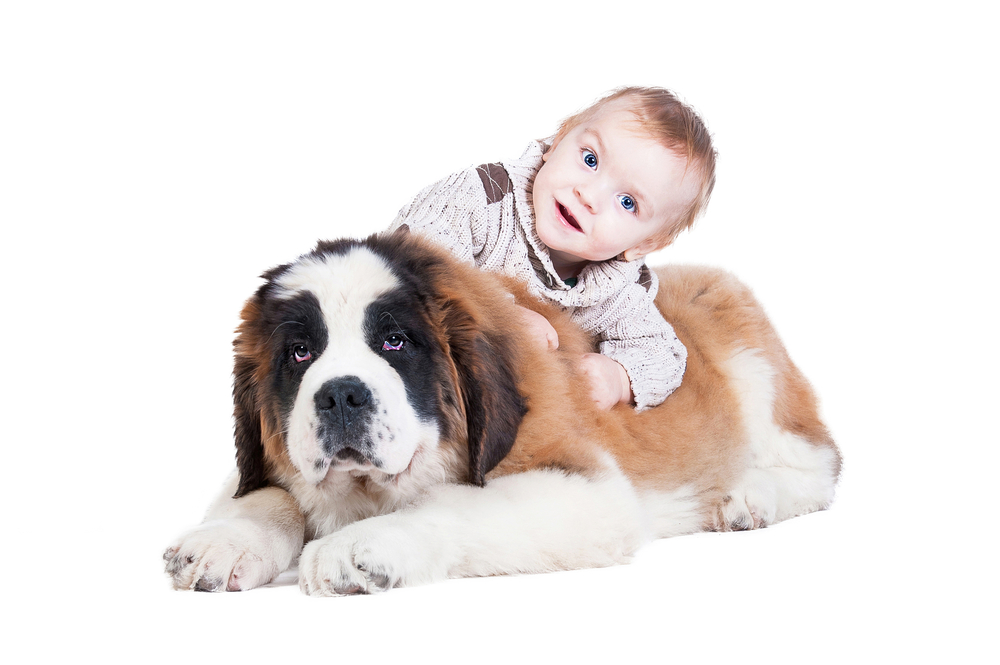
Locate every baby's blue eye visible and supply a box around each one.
[618,195,636,212]
[582,149,598,169]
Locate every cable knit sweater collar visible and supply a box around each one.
[503,140,649,310]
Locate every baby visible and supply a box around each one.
[387,87,717,411]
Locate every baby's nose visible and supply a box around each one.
[574,185,597,212]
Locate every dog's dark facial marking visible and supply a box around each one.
[363,288,447,426]
[235,288,331,498]
[257,290,329,419]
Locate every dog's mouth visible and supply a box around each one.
[323,444,422,490]
[557,202,583,232]
[313,447,378,481]
[334,447,370,466]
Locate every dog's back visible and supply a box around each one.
[492,264,841,534]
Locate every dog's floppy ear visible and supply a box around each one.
[232,295,270,498]
[444,303,527,486]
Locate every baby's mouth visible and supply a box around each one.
[557,202,583,232]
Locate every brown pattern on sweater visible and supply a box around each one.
[476,163,512,204]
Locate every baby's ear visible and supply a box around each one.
[541,135,562,162]
[623,237,668,262]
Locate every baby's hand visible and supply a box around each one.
[579,353,633,410]
[515,304,559,351]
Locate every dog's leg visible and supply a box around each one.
[164,473,305,591]
[716,455,839,531]
[716,349,840,531]
[298,464,647,596]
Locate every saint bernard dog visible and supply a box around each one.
[164,231,841,596]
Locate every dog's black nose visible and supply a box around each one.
[316,376,372,413]
[314,376,378,460]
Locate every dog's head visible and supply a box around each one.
[231,231,527,498]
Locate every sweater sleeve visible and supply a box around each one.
[387,167,490,264]
[590,279,687,411]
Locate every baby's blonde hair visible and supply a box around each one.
[552,87,717,247]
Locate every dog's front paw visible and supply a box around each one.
[714,484,775,531]
[298,518,447,597]
[164,519,284,592]
[297,527,399,597]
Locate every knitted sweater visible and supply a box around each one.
[387,141,686,410]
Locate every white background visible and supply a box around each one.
[2,1,997,662]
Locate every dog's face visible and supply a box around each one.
[231,233,527,498]
[267,246,446,483]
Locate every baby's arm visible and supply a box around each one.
[589,280,687,411]
[579,353,633,410]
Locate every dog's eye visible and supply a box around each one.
[293,345,311,362]
[382,334,406,351]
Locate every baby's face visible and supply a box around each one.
[532,99,700,276]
